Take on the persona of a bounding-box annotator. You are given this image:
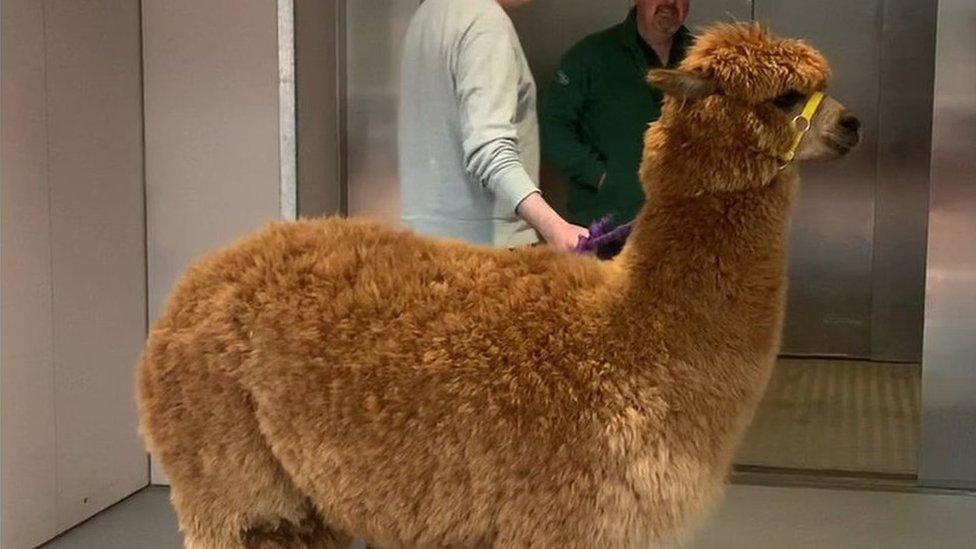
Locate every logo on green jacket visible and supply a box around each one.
[555,69,570,86]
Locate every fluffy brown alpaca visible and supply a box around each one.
[138,23,859,548]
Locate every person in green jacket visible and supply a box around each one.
[541,0,692,257]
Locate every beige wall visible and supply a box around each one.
[1,1,148,547]
[2,0,298,537]
[141,0,287,483]
[1,1,58,545]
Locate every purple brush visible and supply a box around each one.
[573,215,635,254]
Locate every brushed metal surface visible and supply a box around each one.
[279,0,298,221]
[294,0,343,218]
[756,0,882,358]
[345,0,418,222]
[510,1,631,97]
[869,0,936,362]
[684,0,753,29]
[919,0,976,489]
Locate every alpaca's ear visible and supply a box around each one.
[647,69,716,100]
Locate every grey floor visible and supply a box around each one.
[41,484,976,548]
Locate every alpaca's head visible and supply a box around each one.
[641,23,860,195]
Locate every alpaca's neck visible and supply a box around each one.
[614,167,798,440]
[622,173,796,325]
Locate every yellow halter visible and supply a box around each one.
[778,91,825,169]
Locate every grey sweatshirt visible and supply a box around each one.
[398,0,540,247]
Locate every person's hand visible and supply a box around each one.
[515,192,589,252]
[541,221,590,252]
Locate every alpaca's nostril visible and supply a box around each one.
[839,115,861,133]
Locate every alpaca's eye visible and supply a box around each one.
[773,91,805,109]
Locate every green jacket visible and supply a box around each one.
[541,11,692,226]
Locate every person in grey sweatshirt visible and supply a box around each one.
[399,0,588,250]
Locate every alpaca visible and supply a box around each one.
[138,23,860,549]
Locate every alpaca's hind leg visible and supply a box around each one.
[242,515,352,549]
[142,357,340,548]
[182,502,352,549]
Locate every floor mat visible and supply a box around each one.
[735,358,920,476]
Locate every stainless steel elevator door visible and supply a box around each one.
[755,0,932,362]
[756,0,883,358]
[345,0,418,223]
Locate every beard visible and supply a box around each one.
[651,5,682,34]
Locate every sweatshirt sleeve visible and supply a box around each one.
[540,51,607,190]
[453,26,539,214]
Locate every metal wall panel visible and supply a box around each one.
[870,0,936,362]
[511,1,629,98]
[279,0,298,220]
[295,0,344,218]
[756,0,883,358]
[345,0,418,222]
[684,0,753,30]
[919,0,976,489]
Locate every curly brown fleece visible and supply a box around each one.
[139,23,846,549]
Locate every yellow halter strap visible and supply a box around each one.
[778,91,825,169]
